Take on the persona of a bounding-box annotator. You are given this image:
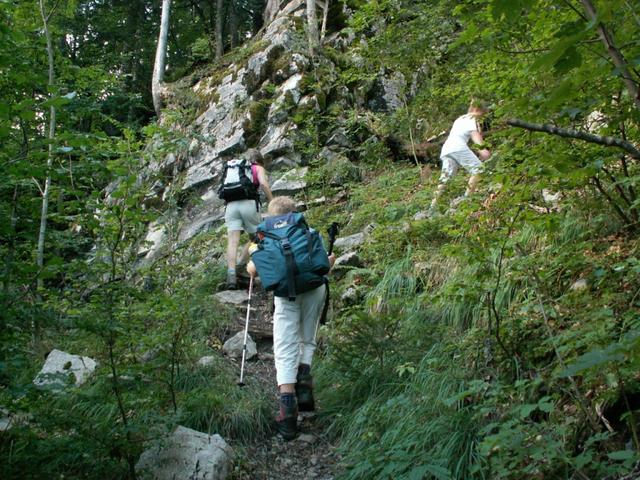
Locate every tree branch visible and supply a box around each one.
[506,118,640,159]
[580,0,640,110]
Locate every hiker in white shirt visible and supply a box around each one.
[429,100,491,212]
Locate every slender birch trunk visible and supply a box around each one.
[152,0,172,117]
[580,0,640,110]
[307,0,319,55]
[36,0,56,302]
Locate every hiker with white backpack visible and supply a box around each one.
[247,196,337,440]
[218,149,273,290]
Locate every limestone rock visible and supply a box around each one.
[178,200,226,243]
[271,167,308,196]
[335,252,362,268]
[333,232,365,251]
[570,278,589,291]
[138,222,166,260]
[340,287,359,306]
[327,129,352,149]
[222,331,257,360]
[215,290,250,306]
[368,70,406,112]
[260,122,296,158]
[197,356,216,368]
[269,153,302,172]
[34,349,97,389]
[135,426,234,480]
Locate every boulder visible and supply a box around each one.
[259,122,296,158]
[197,356,216,368]
[215,290,250,306]
[368,70,406,112]
[570,278,589,292]
[335,252,362,268]
[269,153,302,171]
[135,426,234,480]
[333,232,365,251]
[34,349,97,389]
[340,287,359,306]
[138,222,166,260]
[178,201,226,243]
[271,167,308,196]
[222,331,257,360]
[327,129,353,149]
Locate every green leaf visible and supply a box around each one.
[607,450,637,461]
[531,31,587,71]
[559,348,625,378]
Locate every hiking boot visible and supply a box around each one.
[226,270,237,290]
[296,364,315,412]
[275,393,298,441]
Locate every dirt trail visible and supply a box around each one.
[227,282,343,480]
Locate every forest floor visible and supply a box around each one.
[226,280,343,480]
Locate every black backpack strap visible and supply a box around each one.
[319,277,330,325]
[280,237,297,301]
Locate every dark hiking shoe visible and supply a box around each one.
[296,364,315,412]
[226,271,237,290]
[275,394,298,441]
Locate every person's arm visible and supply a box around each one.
[247,260,258,278]
[256,165,274,202]
[471,130,491,161]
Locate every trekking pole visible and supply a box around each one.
[313,222,341,342]
[327,222,339,255]
[237,275,254,387]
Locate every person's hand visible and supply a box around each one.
[479,149,491,161]
[247,261,257,278]
[328,253,336,268]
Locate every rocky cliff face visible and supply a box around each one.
[137,1,407,263]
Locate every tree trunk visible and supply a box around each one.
[37,0,57,304]
[229,1,239,48]
[152,0,172,118]
[307,0,319,55]
[320,0,329,40]
[263,0,279,26]
[580,0,640,110]
[215,0,224,59]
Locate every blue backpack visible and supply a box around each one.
[251,212,330,300]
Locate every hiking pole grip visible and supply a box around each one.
[327,222,339,256]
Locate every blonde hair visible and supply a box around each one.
[468,98,489,116]
[268,196,297,215]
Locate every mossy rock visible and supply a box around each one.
[243,98,273,147]
[316,153,362,187]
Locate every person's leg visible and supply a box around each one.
[465,174,481,196]
[237,199,262,268]
[457,150,483,197]
[430,155,457,210]
[298,284,327,366]
[296,284,327,411]
[224,202,244,289]
[226,230,241,288]
[273,296,302,439]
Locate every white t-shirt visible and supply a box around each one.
[440,114,479,156]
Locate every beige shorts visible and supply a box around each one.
[224,199,261,233]
[439,149,483,183]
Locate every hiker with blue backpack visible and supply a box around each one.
[247,196,336,440]
[218,149,273,290]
